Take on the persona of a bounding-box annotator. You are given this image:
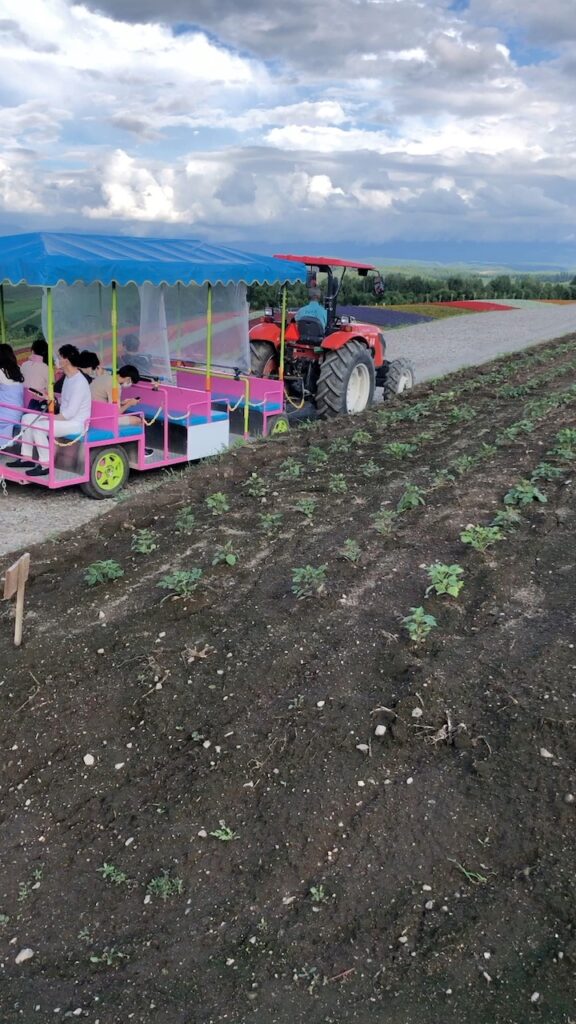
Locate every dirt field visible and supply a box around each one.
[1,334,576,1024]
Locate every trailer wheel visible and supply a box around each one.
[267,413,290,437]
[81,446,129,499]
[316,339,375,418]
[250,341,278,377]
[381,358,415,400]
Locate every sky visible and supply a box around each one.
[0,0,575,265]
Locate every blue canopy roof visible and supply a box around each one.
[0,232,307,288]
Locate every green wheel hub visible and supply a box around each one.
[94,451,126,491]
[270,415,289,436]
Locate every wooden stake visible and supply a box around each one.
[3,552,30,647]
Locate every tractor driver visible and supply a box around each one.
[295,287,327,333]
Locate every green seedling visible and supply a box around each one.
[340,538,361,563]
[90,947,128,966]
[291,564,327,599]
[206,492,229,515]
[360,459,379,477]
[531,462,563,482]
[328,473,347,493]
[212,542,238,567]
[431,468,456,489]
[449,859,489,885]
[451,454,476,476]
[259,511,283,531]
[383,442,417,459]
[371,509,397,535]
[278,457,302,479]
[131,528,158,554]
[295,497,317,520]
[244,472,268,498]
[449,404,476,423]
[157,568,203,598]
[329,437,351,454]
[460,524,503,553]
[477,442,498,460]
[209,822,239,842]
[504,480,547,506]
[0,914,9,926]
[307,446,329,467]
[491,507,523,530]
[425,562,465,598]
[397,485,426,513]
[175,505,195,532]
[402,606,437,643]
[309,885,329,904]
[97,863,129,886]
[78,927,92,943]
[555,427,576,446]
[84,560,124,587]
[146,871,184,900]
[352,429,372,444]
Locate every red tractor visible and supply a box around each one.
[249,254,415,418]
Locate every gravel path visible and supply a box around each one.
[1,304,575,560]
[385,303,576,380]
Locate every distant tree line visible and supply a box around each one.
[248,273,576,310]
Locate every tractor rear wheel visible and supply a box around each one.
[316,339,375,418]
[250,341,277,377]
[381,358,415,400]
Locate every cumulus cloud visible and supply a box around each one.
[0,0,575,254]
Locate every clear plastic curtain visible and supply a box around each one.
[164,282,249,372]
[42,282,172,380]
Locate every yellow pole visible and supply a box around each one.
[206,283,213,391]
[47,286,55,411]
[279,284,287,381]
[0,285,6,346]
[111,281,119,403]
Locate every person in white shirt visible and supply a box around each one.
[8,344,92,477]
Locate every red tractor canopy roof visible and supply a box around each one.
[274,254,377,272]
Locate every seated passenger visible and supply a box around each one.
[295,287,327,332]
[7,344,91,477]
[78,352,142,422]
[21,336,49,399]
[0,344,25,451]
[119,334,152,376]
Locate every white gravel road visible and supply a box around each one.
[1,304,575,560]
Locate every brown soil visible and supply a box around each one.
[1,335,576,1024]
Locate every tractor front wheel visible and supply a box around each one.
[250,341,278,377]
[380,358,415,400]
[316,340,375,418]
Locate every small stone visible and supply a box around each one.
[483,951,491,960]
[357,780,365,787]
[406,777,414,785]
[143,894,151,905]
[226,958,235,966]
[316,700,325,708]
[356,744,370,755]
[83,754,95,767]
[531,992,540,1004]
[203,740,211,749]
[425,900,434,910]
[73,1011,83,1017]
[540,748,554,759]
[98,610,105,620]
[197,829,208,838]
[114,762,125,770]
[158,631,166,639]
[422,884,432,891]
[398,935,408,944]
[374,724,387,737]
[411,707,423,719]
[15,948,34,964]
[125,837,134,847]
[97,648,105,655]
[564,793,575,804]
